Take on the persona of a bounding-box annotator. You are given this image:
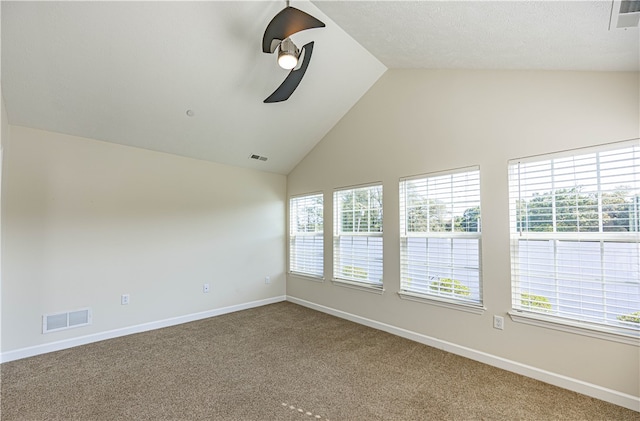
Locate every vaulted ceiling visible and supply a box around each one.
[2,1,638,175]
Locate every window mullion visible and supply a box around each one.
[600,239,607,324]
[426,180,431,234]
[596,152,605,323]
[551,160,557,232]
[449,237,454,280]
[597,152,603,233]
[553,239,560,315]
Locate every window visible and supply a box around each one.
[289,193,324,278]
[509,141,640,338]
[333,184,383,288]
[399,167,482,308]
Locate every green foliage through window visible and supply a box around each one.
[516,186,638,233]
[617,311,640,324]
[338,187,383,233]
[521,292,551,312]
[341,265,368,280]
[403,171,481,234]
[429,278,470,296]
[293,194,323,233]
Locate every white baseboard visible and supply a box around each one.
[286,296,640,413]
[1,296,286,364]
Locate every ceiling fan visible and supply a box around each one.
[262,1,325,103]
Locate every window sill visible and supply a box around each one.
[288,272,325,283]
[508,311,640,346]
[397,291,486,315]
[331,278,384,295]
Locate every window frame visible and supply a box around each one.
[508,140,640,344]
[333,183,384,292]
[398,166,484,313]
[289,192,325,280]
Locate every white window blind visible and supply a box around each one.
[508,141,640,335]
[399,167,482,305]
[289,193,324,278]
[333,184,383,287]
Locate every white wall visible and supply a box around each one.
[2,126,286,354]
[287,70,640,404]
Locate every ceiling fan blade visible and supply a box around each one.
[262,7,325,54]
[264,41,314,103]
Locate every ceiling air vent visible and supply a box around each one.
[610,0,640,29]
[249,154,268,162]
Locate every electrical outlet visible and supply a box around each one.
[265,276,271,284]
[493,315,504,330]
[203,283,210,293]
[121,294,130,305]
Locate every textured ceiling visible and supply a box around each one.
[313,0,639,71]
[2,1,638,176]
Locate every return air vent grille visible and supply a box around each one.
[620,0,640,14]
[611,0,640,28]
[249,154,268,162]
[43,308,92,333]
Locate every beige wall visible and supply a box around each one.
[1,92,7,147]
[287,69,640,398]
[2,126,286,352]
[1,90,7,354]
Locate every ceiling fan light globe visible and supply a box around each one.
[277,37,299,70]
[278,53,298,70]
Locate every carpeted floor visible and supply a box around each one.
[1,302,638,420]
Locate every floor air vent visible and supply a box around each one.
[43,308,92,333]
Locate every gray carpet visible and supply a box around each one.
[1,302,638,420]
